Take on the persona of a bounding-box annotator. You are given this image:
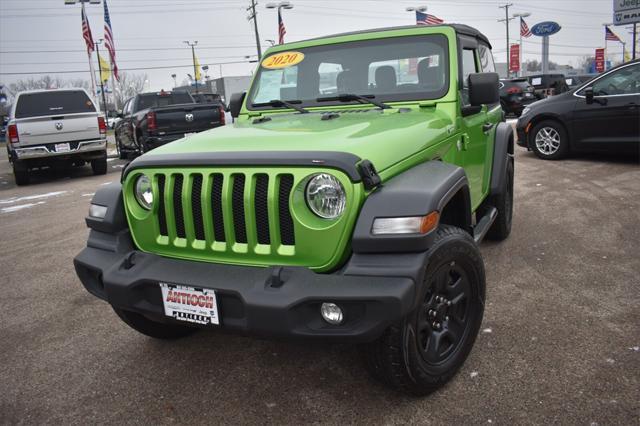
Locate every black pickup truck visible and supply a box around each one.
[115,91,225,158]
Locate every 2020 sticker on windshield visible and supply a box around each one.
[261,51,305,69]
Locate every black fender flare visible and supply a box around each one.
[490,121,514,197]
[351,160,471,254]
[85,182,128,234]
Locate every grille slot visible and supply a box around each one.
[173,174,186,238]
[279,174,295,246]
[232,174,247,244]
[254,174,270,245]
[157,175,168,236]
[211,173,225,242]
[191,174,205,241]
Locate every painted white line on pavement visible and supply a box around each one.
[0,191,68,205]
[1,201,46,213]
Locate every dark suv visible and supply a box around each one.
[499,78,536,117]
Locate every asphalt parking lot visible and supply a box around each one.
[0,136,638,424]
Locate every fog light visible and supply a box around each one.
[320,302,344,325]
[89,204,107,219]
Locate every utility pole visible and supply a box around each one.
[247,0,262,59]
[94,39,108,117]
[184,40,199,94]
[498,3,514,77]
[634,23,638,60]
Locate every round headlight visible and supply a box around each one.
[305,173,346,219]
[134,175,153,210]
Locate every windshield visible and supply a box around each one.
[136,92,193,111]
[15,90,95,118]
[247,34,449,110]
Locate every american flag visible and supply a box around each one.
[278,9,286,44]
[416,11,444,26]
[103,0,119,80]
[605,26,621,42]
[520,17,532,38]
[81,5,94,54]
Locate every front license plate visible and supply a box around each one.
[55,143,71,153]
[159,282,219,325]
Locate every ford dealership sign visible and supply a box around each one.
[531,21,562,37]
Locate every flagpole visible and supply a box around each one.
[95,40,108,117]
[82,2,98,103]
[519,20,523,77]
[110,67,118,110]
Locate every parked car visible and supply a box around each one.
[527,73,570,98]
[6,88,107,185]
[565,74,597,89]
[114,90,225,158]
[191,92,223,104]
[516,59,639,159]
[75,24,514,396]
[499,78,537,116]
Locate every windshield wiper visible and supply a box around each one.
[252,99,309,114]
[316,94,392,110]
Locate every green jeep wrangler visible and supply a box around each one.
[75,24,514,396]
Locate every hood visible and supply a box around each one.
[148,107,454,173]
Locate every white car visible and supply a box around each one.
[6,88,108,185]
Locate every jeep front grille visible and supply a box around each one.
[156,171,295,249]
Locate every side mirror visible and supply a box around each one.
[229,92,246,119]
[469,72,500,106]
[584,87,594,104]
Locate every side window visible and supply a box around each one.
[590,64,640,96]
[461,49,478,105]
[478,45,495,73]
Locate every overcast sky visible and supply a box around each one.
[0,0,636,92]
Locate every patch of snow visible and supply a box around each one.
[482,328,492,333]
[1,201,46,213]
[112,164,125,168]
[629,346,639,352]
[470,371,479,378]
[107,158,116,162]
[82,193,95,197]
[605,358,615,364]
[536,183,542,187]
[0,191,67,205]
[100,181,112,186]
[265,402,277,408]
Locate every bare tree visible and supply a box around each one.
[113,72,148,108]
[7,76,90,97]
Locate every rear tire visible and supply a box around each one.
[360,226,485,396]
[116,137,127,160]
[486,156,514,241]
[91,154,107,175]
[113,307,198,340]
[13,161,29,186]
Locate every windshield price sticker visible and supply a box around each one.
[262,51,305,69]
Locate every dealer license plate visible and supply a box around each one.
[159,282,219,325]
[55,143,71,153]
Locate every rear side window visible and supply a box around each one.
[15,90,95,118]
[478,45,495,73]
[136,92,193,111]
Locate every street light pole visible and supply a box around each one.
[94,39,108,117]
[513,12,530,77]
[247,0,262,59]
[498,3,514,77]
[184,40,199,94]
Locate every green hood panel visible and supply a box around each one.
[148,107,454,175]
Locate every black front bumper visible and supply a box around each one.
[74,231,417,342]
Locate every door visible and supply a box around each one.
[572,62,640,149]
[460,47,490,210]
[118,98,136,149]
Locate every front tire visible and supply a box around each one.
[361,226,485,396]
[113,307,198,339]
[530,120,569,160]
[486,156,514,241]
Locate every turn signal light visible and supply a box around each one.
[371,211,440,235]
[219,105,226,126]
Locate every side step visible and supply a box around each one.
[473,206,498,244]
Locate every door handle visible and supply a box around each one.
[482,122,495,133]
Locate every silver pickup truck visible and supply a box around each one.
[6,88,108,185]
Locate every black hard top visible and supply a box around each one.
[303,24,492,49]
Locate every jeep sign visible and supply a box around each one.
[531,21,562,37]
[613,0,640,25]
